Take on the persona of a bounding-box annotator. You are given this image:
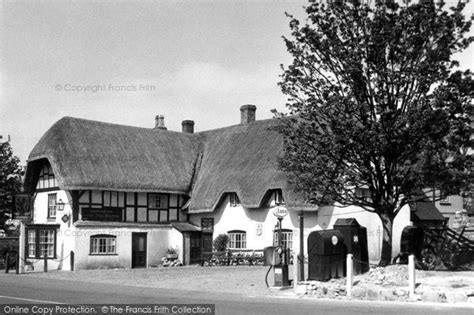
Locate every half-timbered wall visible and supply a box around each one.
[78,191,188,223]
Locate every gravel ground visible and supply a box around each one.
[24,265,279,297]
[23,264,474,303]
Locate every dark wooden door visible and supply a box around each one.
[190,232,202,264]
[202,233,213,263]
[131,232,147,268]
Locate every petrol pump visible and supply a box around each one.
[264,206,290,287]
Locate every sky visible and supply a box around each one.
[1,0,473,164]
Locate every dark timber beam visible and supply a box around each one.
[70,190,85,222]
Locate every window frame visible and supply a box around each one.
[228,230,246,249]
[89,234,117,255]
[147,193,181,222]
[273,229,293,249]
[26,225,58,259]
[275,190,285,205]
[148,193,169,210]
[47,193,57,219]
[36,163,58,192]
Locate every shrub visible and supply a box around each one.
[213,234,229,252]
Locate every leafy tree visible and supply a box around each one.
[276,0,473,265]
[0,140,24,230]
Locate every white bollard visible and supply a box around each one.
[408,254,415,297]
[346,253,353,297]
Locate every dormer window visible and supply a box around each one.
[36,162,58,191]
[229,193,240,207]
[275,190,285,205]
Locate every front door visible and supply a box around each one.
[190,232,202,264]
[131,232,147,268]
[202,232,213,263]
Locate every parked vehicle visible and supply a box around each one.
[397,223,474,270]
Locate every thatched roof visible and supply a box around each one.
[24,117,201,194]
[188,119,309,212]
[24,116,314,212]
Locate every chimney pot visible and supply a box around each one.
[240,104,256,124]
[182,120,195,133]
[155,115,167,130]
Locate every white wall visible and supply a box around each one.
[28,190,76,271]
[189,194,307,251]
[30,190,186,270]
[318,204,410,261]
[169,228,184,261]
[73,226,176,270]
[189,193,411,262]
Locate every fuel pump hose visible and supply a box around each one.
[264,265,272,288]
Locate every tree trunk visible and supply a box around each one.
[379,213,394,266]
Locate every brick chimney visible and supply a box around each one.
[182,120,194,133]
[240,104,256,125]
[154,115,167,130]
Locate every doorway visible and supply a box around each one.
[189,232,202,264]
[131,232,147,268]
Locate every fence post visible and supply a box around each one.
[5,252,10,274]
[408,254,415,297]
[18,222,25,274]
[70,251,74,271]
[44,256,48,273]
[346,253,353,297]
[15,252,19,274]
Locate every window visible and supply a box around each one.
[275,190,285,205]
[355,188,371,202]
[273,229,293,249]
[148,194,168,209]
[229,193,240,207]
[26,226,57,258]
[48,193,57,218]
[439,196,451,205]
[36,162,58,191]
[40,230,55,257]
[27,230,36,257]
[147,193,181,223]
[90,235,116,255]
[228,230,246,249]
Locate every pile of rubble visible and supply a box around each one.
[297,264,474,303]
[362,265,408,286]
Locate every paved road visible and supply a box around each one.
[0,273,472,315]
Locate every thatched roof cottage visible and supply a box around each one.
[22,105,410,271]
